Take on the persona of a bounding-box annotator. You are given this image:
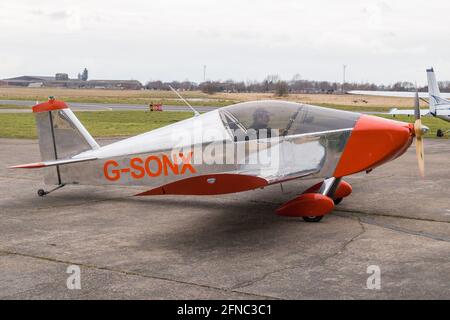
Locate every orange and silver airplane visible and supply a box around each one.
[9,95,428,222]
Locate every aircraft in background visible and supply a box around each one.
[9,94,428,223]
[350,68,450,137]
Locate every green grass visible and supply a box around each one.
[377,115,450,138]
[0,111,191,139]
[0,111,448,139]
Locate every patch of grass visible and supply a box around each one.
[77,111,191,137]
[0,113,37,138]
[0,111,191,139]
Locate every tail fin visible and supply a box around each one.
[32,97,99,184]
[426,67,448,114]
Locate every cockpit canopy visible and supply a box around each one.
[219,100,360,139]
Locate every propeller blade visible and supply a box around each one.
[414,119,427,177]
[412,88,427,177]
[415,135,425,177]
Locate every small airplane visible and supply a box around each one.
[350,68,450,137]
[9,93,428,222]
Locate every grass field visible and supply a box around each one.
[0,87,427,109]
[376,115,449,138]
[0,110,448,139]
[0,111,191,139]
[0,87,233,107]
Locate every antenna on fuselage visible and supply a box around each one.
[168,85,200,117]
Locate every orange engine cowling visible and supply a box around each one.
[276,193,335,217]
[334,115,413,177]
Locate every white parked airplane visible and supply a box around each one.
[350,68,450,136]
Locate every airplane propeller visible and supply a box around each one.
[412,90,429,177]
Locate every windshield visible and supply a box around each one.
[219,100,360,140]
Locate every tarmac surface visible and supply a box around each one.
[0,99,218,113]
[0,137,449,299]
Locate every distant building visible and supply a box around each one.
[1,74,143,90]
[55,73,69,81]
[85,80,142,90]
[2,75,55,87]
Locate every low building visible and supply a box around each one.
[2,76,55,87]
[85,80,143,90]
[1,74,143,90]
[55,73,69,81]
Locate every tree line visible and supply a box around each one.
[145,75,450,96]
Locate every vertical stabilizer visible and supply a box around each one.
[426,68,444,114]
[33,97,99,184]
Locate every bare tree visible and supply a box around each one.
[275,81,289,97]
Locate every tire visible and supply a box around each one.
[333,197,343,205]
[302,215,324,223]
[37,189,46,197]
[437,129,444,137]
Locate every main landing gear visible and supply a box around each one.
[37,184,66,197]
[276,178,352,222]
[302,215,324,223]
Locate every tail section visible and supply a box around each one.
[31,97,99,184]
[426,68,448,114]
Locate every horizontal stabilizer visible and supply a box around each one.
[9,157,97,169]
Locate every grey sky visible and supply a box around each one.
[1,0,450,85]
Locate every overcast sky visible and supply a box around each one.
[1,0,450,85]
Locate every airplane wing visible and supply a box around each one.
[348,90,450,99]
[436,109,450,116]
[387,108,430,116]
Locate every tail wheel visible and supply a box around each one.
[302,216,324,223]
[437,129,444,137]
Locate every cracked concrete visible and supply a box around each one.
[0,138,449,299]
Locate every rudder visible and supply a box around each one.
[33,97,99,184]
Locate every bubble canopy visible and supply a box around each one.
[219,100,360,138]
